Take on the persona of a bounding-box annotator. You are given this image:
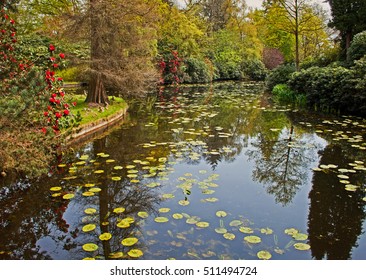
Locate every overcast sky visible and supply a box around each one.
[246,0,330,10]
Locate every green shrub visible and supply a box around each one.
[265,64,296,91]
[300,47,340,69]
[288,66,362,114]
[241,58,268,81]
[182,57,212,83]
[348,31,366,62]
[272,84,295,103]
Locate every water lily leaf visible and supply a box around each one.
[116,221,131,228]
[80,155,89,160]
[337,174,349,179]
[205,197,219,203]
[94,170,104,174]
[215,228,227,234]
[293,243,311,250]
[229,220,243,227]
[196,222,210,228]
[162,193,175,199]
[127,249,143,258]
[82,257,95,260]
[89,187,102,193]
[199,170,207,174]
[257,250,272,260]
[63,193,74,200]
[284,228,299,236]
[216,211,227,218]
[186,217,200,224]
[178,200,190,206]
[244,235,262,244]
[137,211,149,218]
[50,187,62,191]
[51,193,62,197]
[84,208,97,215]
[126,165,136,169]
[113,166,123,170]
[113,207,126,214]
[82,191,95,197]
[99,232,112,241]
[106,159,115,163]
[109,252,124,259]
[82,224,96,232]
[202,189,215,195]
[223,233,236,240]
[293,233,308,241]
[85,183,95,187]
[240,227,254,234]
[58,164,67,167]
[127,174,138,178]
[121,237,138,246]
[82,243,99,252]
[75,161,86,166]
[154,217,169,223]
[260,228,273,235]
[159,208,171,213]
[172,213,184,220]
[112,176,122,181]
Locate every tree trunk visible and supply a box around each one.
[85,72,109,104]
[87,0,108,105]
[345,30,352,62]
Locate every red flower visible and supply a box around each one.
[50,57,56,62]
[49,97,56,103]
[57,77,63,81]
[49,44,55,52]
[51,93,57,98]
[55,112,62,119]
[63,109,70,116]
[41,127,47,134]
[59,53,65,59]
[10,19,15,24]
[72,102,77,106]
[44,112,49,117]
[55,99,61,105]
[52,63,59,68]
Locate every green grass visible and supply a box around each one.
[67,95,127,127]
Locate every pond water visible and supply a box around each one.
[1,82,366,260]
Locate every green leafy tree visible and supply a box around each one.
[327,0,366,60]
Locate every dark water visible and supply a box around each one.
[1,82,366,260]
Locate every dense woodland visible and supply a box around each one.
[1,0,366,176]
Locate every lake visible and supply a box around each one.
[1,81,365,260]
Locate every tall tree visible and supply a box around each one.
[327,0,366,60]
[262,0,328,70]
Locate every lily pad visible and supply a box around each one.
[162,193,175,199]
[109,252,124,259]
[82,224,96,232]
[172,213,184,220]
[94,170,104,174]
[154,217,169,223]
[223,233,236,240]
[113,207,126,214]
[82,243,99,252]
[293,243,311,251]
[293,233,308,241]
[137,211,149,219]
[257,250,272,260]
[244,235,262,244]
[82,191,95,197]
[50,187,62,191]
[99,232,112,241]
[84,208,97,215]
[121,237,138,246]
[113,166,123,170]
[215,228,228,234]
[127,249,143,258]
[260,228,274,235]
[239,227,254,234]
[89,187,102,193]
[196,222,210,228]
[111,176,122,181]
[216,211,227,218]
[116,220,131,228]
[178,200,190,206]
[63,193,75,200]
[229,220,243,227]
[159,208,171,213]
[284,228,299,236]
[205,197,219,203]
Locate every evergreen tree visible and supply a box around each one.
[327,0,366,60]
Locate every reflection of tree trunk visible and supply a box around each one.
[282,126,294,183]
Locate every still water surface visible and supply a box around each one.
[1,82,366,260]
